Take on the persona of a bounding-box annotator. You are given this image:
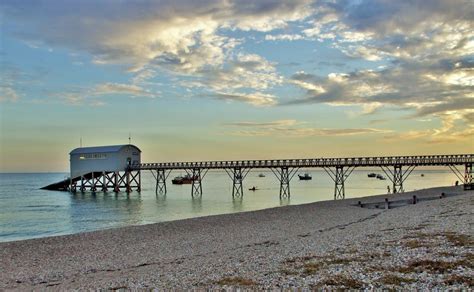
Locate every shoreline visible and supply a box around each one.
[1,185,472,289]
[1,184,461,245]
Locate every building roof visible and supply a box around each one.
[70,144,141,155]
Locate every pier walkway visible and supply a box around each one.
[136,154,473,199]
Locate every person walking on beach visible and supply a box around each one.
[387,185,391,193]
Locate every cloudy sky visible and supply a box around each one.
[0,0,473,172]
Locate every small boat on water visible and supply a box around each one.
[172,174,196,185]
[376,174,386,180]
[298,173,312,180]
[367,173,377,178]
[258,173,265,178]
[249,186,258,191]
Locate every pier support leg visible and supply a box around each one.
[224,167,251,198]
[233,168,244,198]
[334,166,345,200]
[74,171,139,193]
[279,167,290,199]
[114,171,119,192]
[323,166,356,200]
[272,167,292,199]
[69,177,76,193]
[127,170,140,192]
[80,176,85,192]
[104,172,114,191]
[270,167,299,199]
[465,163,473,190]
[191,168,203,197]
[102,171,107,192]
[154,169,167,195]
[91,172,96,192]
[393,165,403,193]
[126,171,131,193]
[381,165,416,194]
[137,170,141,192]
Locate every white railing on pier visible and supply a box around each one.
[136,154,473,170]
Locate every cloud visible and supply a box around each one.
[411,98,474,119]
[223,120,298,127]
[181,53,282,106]
[2,0,311,73]
[0,64,27,102]
[227,1,313,32]
[94,83,156,98]
[60,93,104,107]
[305,0,473,69]
[288,71,326,93]
[223,119,390,137]
[0,86,20,102]
[265,34,304,41]
[2,0,312,106]
[232,127,389,137]
[287,49,473,141]
[287,61,473,117]
[384,114,474,144]
[203,53,282,91]
[3,0,472,115]
[212,92,277,106]
[56,82,156,106]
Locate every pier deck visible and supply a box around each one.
[136,154,473,199]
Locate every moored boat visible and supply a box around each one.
[376,174,386,180]
[298,173,312,180]
[172,174,196,184]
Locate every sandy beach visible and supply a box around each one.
[1,186,472,290]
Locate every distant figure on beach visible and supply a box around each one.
[455,180,459,186]
[387,185,391,193]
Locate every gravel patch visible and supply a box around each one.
[1,186,472,289]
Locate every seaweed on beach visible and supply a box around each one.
[397,259,471,274]
[444,275,474,286]
[379,274,415,285]
[444,233,473,247]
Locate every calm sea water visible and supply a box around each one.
[0,169,457,242]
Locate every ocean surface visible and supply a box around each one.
[0,169,457,242]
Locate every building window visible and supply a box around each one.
[79,153,107,160]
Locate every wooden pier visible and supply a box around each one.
[137,154,473,199]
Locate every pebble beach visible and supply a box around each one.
[1,186,472,290]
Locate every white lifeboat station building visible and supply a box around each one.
[68,144,141,192]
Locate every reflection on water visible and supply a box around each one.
[232,197,244,212]
[280,198,291,206]
[69,191,144,232]
[155,194,167,204]
[191,197,202,213]
[0,169,459,242]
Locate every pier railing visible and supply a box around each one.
[136,154,473,200]
[138,154,473,170]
